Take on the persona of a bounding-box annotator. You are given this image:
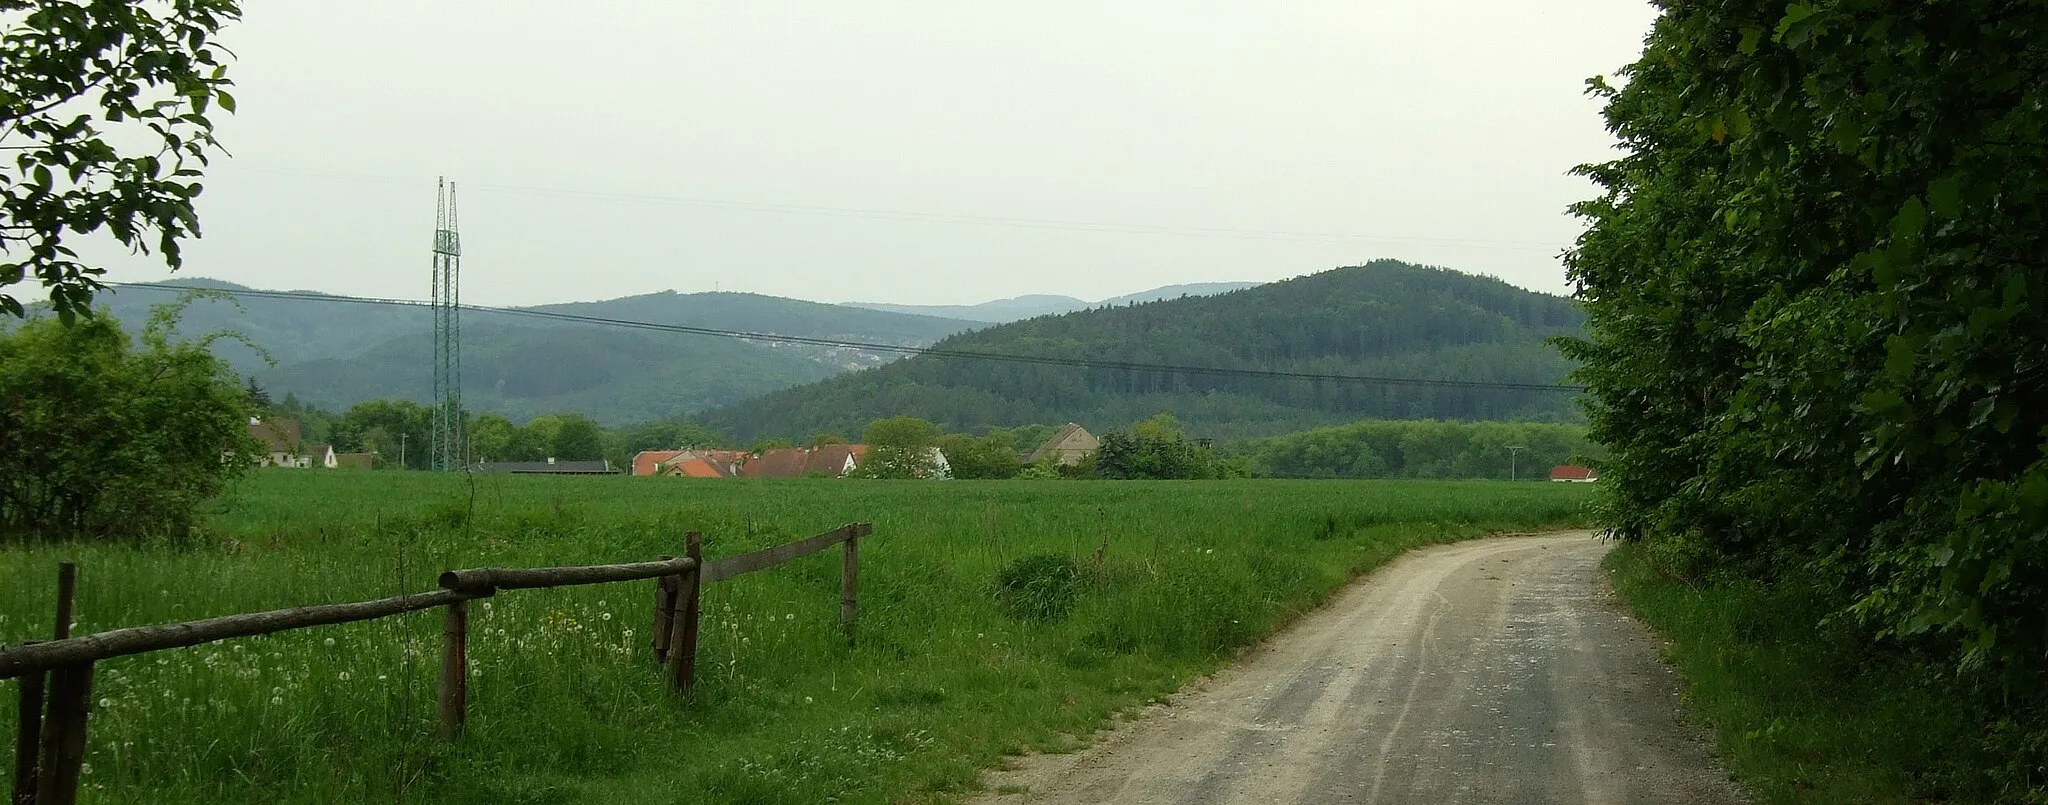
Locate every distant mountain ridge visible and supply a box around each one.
[88,280,984,424]
[844,281,1260,323]
[700,262,1584,441]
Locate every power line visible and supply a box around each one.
[218,163,1564,252]
[104,281,1588,394]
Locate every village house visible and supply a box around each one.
[1549,465,1599,483]
[248,417,329,469]
[1026,423,1100,466]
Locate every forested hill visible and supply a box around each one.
[698,261,1585,441]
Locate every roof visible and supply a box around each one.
[632,450,686,477]
[332,452,374,470]
[1549,465,1597,481]
[1026,423,1097,463]
[804,444,869,476]
[741,448,811,478]
[472,460,614,474]
[248,418,303,453]
[663,457,731,478]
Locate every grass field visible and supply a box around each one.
[1,473,1591,804]
[1603,543,2038,804]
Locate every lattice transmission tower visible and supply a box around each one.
[430,178,464,472]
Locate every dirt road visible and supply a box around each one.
[975,532,1741,805]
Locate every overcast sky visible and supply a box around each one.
[89,1,1659,308]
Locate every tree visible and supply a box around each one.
[551,413,606,461]
[1,1,242,320]
[468,413,518,463]
[937,430,1022,480]
[855,416,939,479]
[1563,0,2048,696]
[807,432,849,448]
[0,304,252,542]
[331,400,430,469]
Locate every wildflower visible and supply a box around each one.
[623,629,635,640]
[378,675,388,682]
[785,613,795,621]
[269,697,283,706]
[323,637,336,648]
[1205,548,1214,555]
[231,644,244,653]
[601,612,613,622]
[97,698,112,709]
[337,671,351,681]
[482,601,492,611]
[80,763,91,777]
[805,696,814,704]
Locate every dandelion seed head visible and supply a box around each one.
[322,637,336,648]
[97,698,112,709]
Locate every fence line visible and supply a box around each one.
[2,522,871,805]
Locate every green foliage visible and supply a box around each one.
[1236,419,1598,480]
[0,1,241,319]
[1566,0,2048,792]
[550,413,606,461]
[854,416,940,479]
[699,262,1587,441]
[329,400,430,470]
[1093,414,1228,480]
[935,430,1023,480]
[0,306,252,542]
[993,554,1083,622]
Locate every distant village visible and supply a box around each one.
[246,417,1104,478]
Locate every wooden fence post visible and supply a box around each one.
[651,556,677,665]
[32,564,85,805]
[32,662,93,805]
[437,600,468,737]
[666,532,703,695]
[10,640,44,805]
[840,531,860,646]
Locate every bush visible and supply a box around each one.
[0,302,254,543]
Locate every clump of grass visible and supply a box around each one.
[1,475,1593,803]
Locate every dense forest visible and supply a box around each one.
[699,261,1586,441]
[1567,0,2048,796]
[1233,420,1598,480]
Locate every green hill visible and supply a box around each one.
[89,280,982,423]
[699,261,1585,441]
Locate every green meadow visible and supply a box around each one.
[0,473,1592,804]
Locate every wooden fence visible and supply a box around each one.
[0,522,871,805]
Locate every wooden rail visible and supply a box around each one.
[0,522,870,805]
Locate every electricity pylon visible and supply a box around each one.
[431,178,464,472]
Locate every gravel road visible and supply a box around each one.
[974,532,1742,805]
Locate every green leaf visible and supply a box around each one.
[1927,177,1962,218]
[32,164,51,189]
[1738,26,1764,55]
[1884,335,1919,379]
[1891,197,1927,242]
[215,90,235,113]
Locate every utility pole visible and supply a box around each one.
[430,178,464,472]
[401,433,408,470]
[1505,445,1526,481]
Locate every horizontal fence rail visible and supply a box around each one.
[1,522,870,805]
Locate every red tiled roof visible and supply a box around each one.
[1549,465,1597,481]
[665,457,729,478]
[742,448,811,478]
[633,450,686,477]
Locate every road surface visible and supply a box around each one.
[975,532,1742,805]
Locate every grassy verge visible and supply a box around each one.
[1,475,1592,804]
[1605,541,2042,804]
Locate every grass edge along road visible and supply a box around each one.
[1,475,1589,804]
[1605,543,2043,804]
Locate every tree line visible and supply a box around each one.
[1567,0,2047,793]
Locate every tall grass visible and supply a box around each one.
[1,474,1591,803]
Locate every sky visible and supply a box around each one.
[88,1,1660,308]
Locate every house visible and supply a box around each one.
[1549,465,1599,483]
[657,450,748,478]
[471,458,615,475]
[1026,423,1100,467]
[248,417,321,468]
[332,452,375,470]
[740,448,816,478]
[632,449,687,477]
